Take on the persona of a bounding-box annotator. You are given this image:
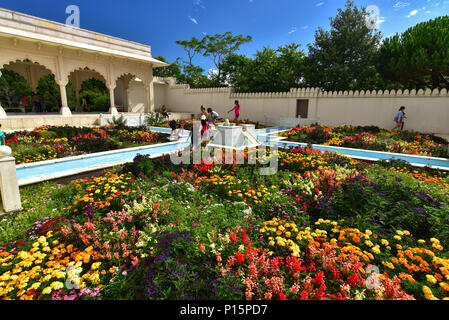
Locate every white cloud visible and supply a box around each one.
[193,0,205,9]
[316,2,325,6]
[407,9,419,17]
[302,25,309,30]
[393,1,411,9]
[188,16,199,24]
[288,26,297,34]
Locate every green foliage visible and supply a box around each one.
[152,56,185,81]
[301,0,382,91]
[80,78,109,112]
[377,15,449,90]
[222,43,306,93]
[0,69,31,108]
[174,32,252,88]
[145,111,166,126]
[108,114,127,128]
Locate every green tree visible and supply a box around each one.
[221,43,305,93]
[79,78,110,112]
[0,69,31,108]
[174,32,252,88]
[152,56,184,81]
[377,16,449,90]
[303,0,382,91]
[202,32,252,86]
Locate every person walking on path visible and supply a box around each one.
[228,100,241,126]
[393,106,407,131]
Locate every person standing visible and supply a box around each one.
[200,106,210,139]
[20,95,29,112]
[32,92,40,112]
[81,96,87,112]
[228,100,241,126]
[39,94,47,113]
[0,124,6,146]
[393,106,407,131]
[11,93,19,109]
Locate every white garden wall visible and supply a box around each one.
[154,77,449,135]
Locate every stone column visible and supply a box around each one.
[107,85,119,115]
[0,147,22,213]
[0,103,7,119]
[72,72,82,112]
[145,84,154,113]
[144,66,155,113]
[57,80,72,116]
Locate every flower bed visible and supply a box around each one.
[6,125,168,164]
[280,125,448,157]
[1,142,449,300]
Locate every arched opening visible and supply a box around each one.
[68,67,110,113]
[115,73,137,113]
[0,59,68,113]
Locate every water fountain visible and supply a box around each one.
[207,120,261,150]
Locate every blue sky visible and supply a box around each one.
[1,0,448,72]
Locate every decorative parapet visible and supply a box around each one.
[184,87,231,94]
[156,76,449,99]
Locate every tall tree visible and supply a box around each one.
[202,32,252,86]
[303,0,382,91]
[377,16,449,90]
[176,37,205,67]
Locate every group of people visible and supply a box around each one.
[199,100,241,137]
[165,100,242,150]
[8,92,48,113]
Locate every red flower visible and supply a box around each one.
[235,252,244,264]
[347,273,361,288]
[279,292,287,300]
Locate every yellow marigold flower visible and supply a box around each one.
[418,240,426,244]
[381,239,389,246]
[91,262,102,270]
[42,287,52,295]
[50,281,64,290]
[365,230,372,236]
[372,246,381,255]
[365,240,373,247]
[394,235,402,241]
[439,282,449,292]
[426,275,437,284]
[423,286,439,300]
